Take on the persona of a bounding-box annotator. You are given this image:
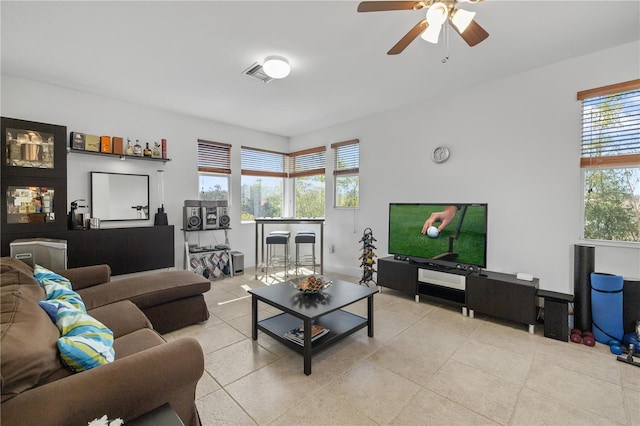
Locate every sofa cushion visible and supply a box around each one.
[113,328,166,359]
[1,259,63,402]
[78,270,211,311]
[88,301,153,338]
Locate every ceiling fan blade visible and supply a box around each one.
[453,19,489,47]
[357,1,421,12]
[387,19,428,55]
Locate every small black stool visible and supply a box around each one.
[265,231,290,278]
[295,231,316,275]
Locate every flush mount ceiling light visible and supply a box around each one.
[262,55,291,79]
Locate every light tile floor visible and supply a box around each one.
[163,269,640,426]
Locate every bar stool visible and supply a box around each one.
[295,231,316,275]
[265,231,290,279]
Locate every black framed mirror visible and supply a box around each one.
[91,171,149,221]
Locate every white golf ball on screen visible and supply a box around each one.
[427,226,439,238]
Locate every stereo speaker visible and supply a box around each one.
[219,214,230,228]
[183,206,203,231]
[187,215,201,230]
[574,244,595,332]
[544,297,569,341]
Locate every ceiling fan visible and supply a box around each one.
[357,0,489,55]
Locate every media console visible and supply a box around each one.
[67,226,174,275]
[377,256,539,333]
[377,256,468,305]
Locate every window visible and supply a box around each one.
[289,146,326,217]
[579,79,640,243]
[241,146,286,220]
[332,139,359,208]
[197,139,230,201]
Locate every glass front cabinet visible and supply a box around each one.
[1,117,68,256]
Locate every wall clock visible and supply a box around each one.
[431,146,450,163]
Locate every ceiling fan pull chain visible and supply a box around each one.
[442,19,451,63]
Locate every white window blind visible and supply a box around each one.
[241,146,287,177]
[197,140,231,174]
[331,139,359,175]
[578,79,640,168]
[289,146,326,178]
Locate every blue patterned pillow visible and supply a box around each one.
[34,265,114,372]
[38,299,115,372]
[33,264,86,312]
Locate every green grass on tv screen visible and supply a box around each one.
[388,204,486,266]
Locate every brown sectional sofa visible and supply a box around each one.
[0,257,211,426]
[58,264,212,334]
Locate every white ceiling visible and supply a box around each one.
[2,1,639,137]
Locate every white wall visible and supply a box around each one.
[1,75,288,269]
[2,41,639,293]
[290,41,640,293]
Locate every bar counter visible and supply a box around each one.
[254,218,325,278]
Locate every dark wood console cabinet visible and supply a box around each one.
[379,257,541,334]
[466,271,539,333]
[378,256,466,305]
[377,257,418,299]
[67,226,174,275]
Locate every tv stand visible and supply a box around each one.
[377,256,467,306]
[378,257,541,332]
[417,267,466,305]
[466,271,539,333]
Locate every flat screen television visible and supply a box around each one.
[388,203,487,270]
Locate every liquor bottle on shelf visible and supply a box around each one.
[125,138,134,156]
[152,142,161,158]
[143,142,152,157]
[133,139,143,157]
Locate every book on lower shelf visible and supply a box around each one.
[284,324,329,346]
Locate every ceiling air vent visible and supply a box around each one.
[242,62,273,83]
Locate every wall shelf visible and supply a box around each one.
[67,147,171,163]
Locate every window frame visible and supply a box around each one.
[578,79,640,244]
[289,146,326,218]
[240,146,287,221]
[331,139,360,208]
[197,139,231,203]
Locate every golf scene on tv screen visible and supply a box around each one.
[388,203,487,268]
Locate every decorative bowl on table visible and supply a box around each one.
[290,276,333,294]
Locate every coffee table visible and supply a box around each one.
[249,277,378,375]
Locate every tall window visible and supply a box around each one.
[290,146,326,218]
[241,146,286,221]
[197,139,230,202]
[579,79,640,243]
[332,139,359,208]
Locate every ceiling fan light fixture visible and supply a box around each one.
[420,1,448,44]
[262,55,291,79]
[420,23,442,44]
[451,8,476,33]
[426,2,449,26]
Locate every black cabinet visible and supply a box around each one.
[466,271,539,332]
[68,226,174,275]
[1,117,68,256]
[377,257,418,299]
